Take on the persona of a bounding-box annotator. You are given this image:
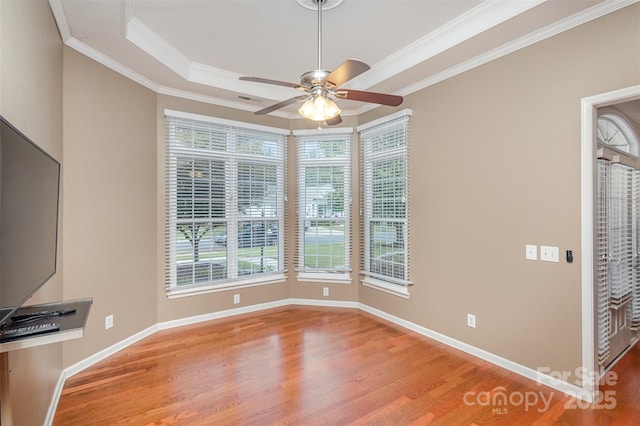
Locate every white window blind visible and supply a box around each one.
[596,159,611,365]
[608,164,634,308]
[358,110,412,289]
[295,129,352,277]
[165,111,288,294]
[596,158,640,365]
[633,169,640,330]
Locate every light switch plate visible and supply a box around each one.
[525,244,537,260]
[540,245,559,262]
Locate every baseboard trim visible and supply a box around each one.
[65,324,159,378]
[44,323,158,425]
[45,370,67,426]
[155,299,358,332]
[46,298,585,425]
[357,303,586,402]
[157,299,292,331]
[288,298,359,309]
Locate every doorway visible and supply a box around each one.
[581,85,640,403]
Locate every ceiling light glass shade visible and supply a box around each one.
[298,95,341,121]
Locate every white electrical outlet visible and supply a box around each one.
[525,244,537,260]
[323,287,329,297]
[233,294,240,304]
[467,313,476,328]
[105,314,113,329]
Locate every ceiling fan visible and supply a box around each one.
[239,0,403,125]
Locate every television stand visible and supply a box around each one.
[0,298,92,426]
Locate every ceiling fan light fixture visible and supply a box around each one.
[241,0,401,121]
[298,95,341,121]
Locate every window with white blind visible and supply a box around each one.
[164,110,288,297]
[358,109,412,297]
[294,128,352,283]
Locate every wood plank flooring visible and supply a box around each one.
[53,306,640,425]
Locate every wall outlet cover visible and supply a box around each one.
[525,244,537,260]
[540,245,560,262]
[105,315,113,329]
[467,313,476,328]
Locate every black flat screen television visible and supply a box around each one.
[0,116,60,328]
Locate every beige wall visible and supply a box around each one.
[0,1,63,424]
[359,4,640,378]
[61,48,158,364]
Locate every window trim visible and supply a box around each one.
[597,112,640,157]
[164,109,289,298]
[362,277,410,299]
[167,273,286,299]
[296,272,351,284]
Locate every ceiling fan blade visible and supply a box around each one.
[334,89,403,107]
[254,95,308,115]
[323,59,370,88]
[240,76,306,90]
[325,115,343,126]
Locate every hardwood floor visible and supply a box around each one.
[54,307,640,425]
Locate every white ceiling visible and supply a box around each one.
[49,0,634,120]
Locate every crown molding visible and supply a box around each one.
[397,0,640,97]
[350,0,639,117]
[48,0,71,41]
[66,37,160,93]
[125,17,191,78]
[346,0,545,91]
[158,87,256,112]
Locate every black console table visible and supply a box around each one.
[0,298,92,425]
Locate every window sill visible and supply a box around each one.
[362,277,410,299]
[296,272,352,285]
[167,274,285,299]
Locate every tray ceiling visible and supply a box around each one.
[50,0,633,119]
